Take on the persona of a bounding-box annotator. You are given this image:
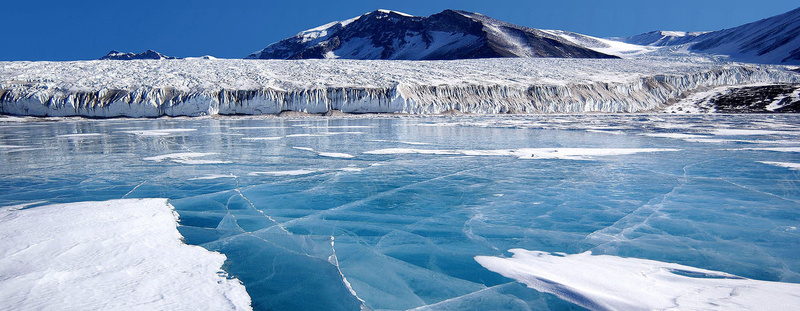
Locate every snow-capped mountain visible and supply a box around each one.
[246,9,618,60]
[614,7,800,65]
[100,50,179,60]
[611,31,709,47]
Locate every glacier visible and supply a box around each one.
[1,56,798,117]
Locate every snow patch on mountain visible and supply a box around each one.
[247,9,618,60]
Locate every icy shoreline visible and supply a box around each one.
[1,57,797,117]
[0,199,252,311]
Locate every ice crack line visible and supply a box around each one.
[582,159,704,247]
[329,236,368,309]
[231,187,290,234]
[282,161,511,227]
[122,179,148,198]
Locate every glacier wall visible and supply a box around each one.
[1,59,798,117]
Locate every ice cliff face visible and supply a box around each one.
[614,7,800,65]
[246,9,617,60]
[0,57,797,117]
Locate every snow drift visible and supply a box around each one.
[476,249,800,311]
[0,199,252,310]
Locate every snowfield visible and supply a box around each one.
[0,56,798,117]
[0,199,252,311]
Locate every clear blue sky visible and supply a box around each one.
[2,0,798,61]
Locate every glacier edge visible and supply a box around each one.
[1,59,797,117]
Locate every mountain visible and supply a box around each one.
[100,50,179,60]
[246,9,618,60]
[611,31,709,47]
[613,7,800,65]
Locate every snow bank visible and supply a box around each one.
[475,249,800,310]
[1,57,797,117]
[0,199,252,311]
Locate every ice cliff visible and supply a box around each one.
[0,56,798,117]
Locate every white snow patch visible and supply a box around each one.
[189,174,238,180]
[143,152,231,164]
[0,199,252,311]
[242,136,283,141]
[248,169,320,176]
[475,249,800,311]
[759,161,800,170]
[765,88,800,111]
[711,129,799,136]
[123,129,197,136]
[641,133,712,139]
[376,9,413,17]
[369,140,431,145]
[741,147,800,153]
[57,133,104,138]
[293,146,354,158]
[318,152,355,159]
[364,148,680,160]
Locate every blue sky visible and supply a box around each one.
[2,0,798,61]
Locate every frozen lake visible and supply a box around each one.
[2,114,800,310]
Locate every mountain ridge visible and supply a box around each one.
[100,50,179,60]
[613,7,800,65]
[246,9,619,60]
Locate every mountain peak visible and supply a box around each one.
[246,9,618,60]
[100,50,179,60]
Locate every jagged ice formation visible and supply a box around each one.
[0,56,798,117]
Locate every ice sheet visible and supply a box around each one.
[0,199,251,311]
[3,115,800,311]
[476,249,800,311]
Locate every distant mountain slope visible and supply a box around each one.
[246,9,618,60]
[611,31,709,47]
[613,7,800,65]
[100,50,179,60]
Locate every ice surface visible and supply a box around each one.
[476,249,800,310]
[2,115,800,310]
[0,199,251,311]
